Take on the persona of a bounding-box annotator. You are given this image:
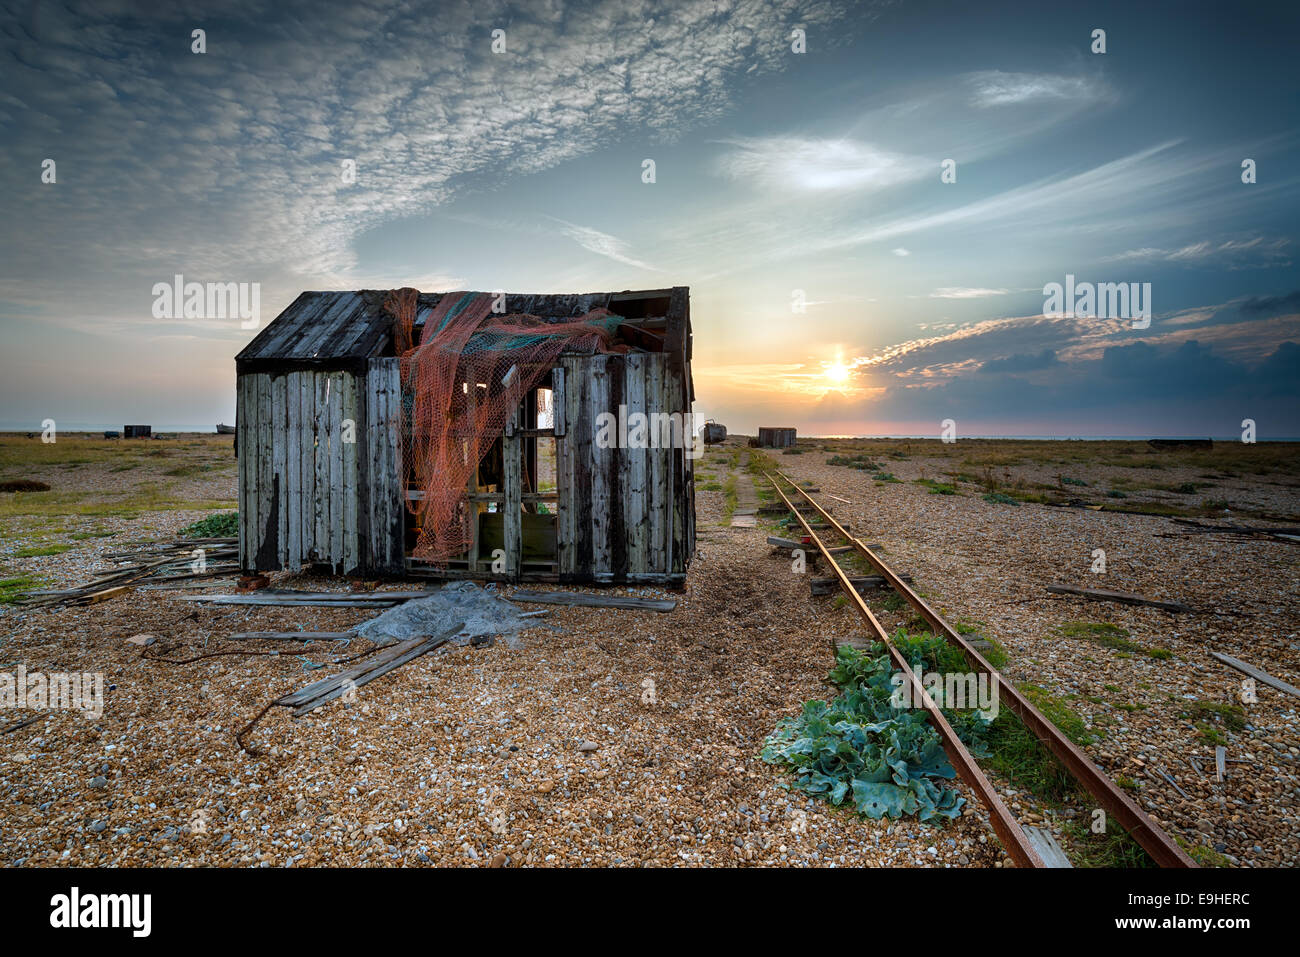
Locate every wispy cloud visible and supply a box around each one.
[713,136,926,192]
[966,71,1111,108]
[548,218,661,272]
[0,0,861,319]
[1102,237,1291,268]
[929,287,1010,299]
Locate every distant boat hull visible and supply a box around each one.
[216,423,235,434]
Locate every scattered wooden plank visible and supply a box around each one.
[1215,746,1227,783]
[826,493,851,505]
[77,584,132,606]
[766,535,854,555]
[809,574,912,596]
[1,714,43,736]
[509,590,677,613]
[278,624,463,716]
[230,631,357,642]
[1023,826,1072,868]
[1152,763,1191,801]
[1209,651,1300,699]
[172,595,398,608]
[1046,584,1193,613]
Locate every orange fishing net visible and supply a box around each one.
[384,288,626,562]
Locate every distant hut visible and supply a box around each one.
[757,427,797,448]
[123,425,151,439]
[702,420,727,444]
[234,287,696,584]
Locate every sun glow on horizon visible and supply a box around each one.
[823,360,851,385]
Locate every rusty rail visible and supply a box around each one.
[765,476,1045,868]
[769,469,1196,869]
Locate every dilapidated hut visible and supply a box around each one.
[234,287,696,585]
[757,427,797,448]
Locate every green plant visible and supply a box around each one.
[179,511,239,538]
[761,637,989,822]
[828,454,878,470]
[982,492,1019,505]
[13,544,72,557]
[0,575,42,604]
[1058,622,1170,659]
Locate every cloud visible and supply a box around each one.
[929,287,1010,299]
[891,247,910,257]
[1102,237,1291,268]
[1236,290,1300,316]
[547,218,660,272]
[0,0,862,326]
[713,136,926,192]
[966,71,1112,108]
[978,348,1061,374]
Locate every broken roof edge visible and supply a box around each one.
[236,286,689,371]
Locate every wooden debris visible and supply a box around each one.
[230,631,357,642]
[173,594,403,607]
[1152,763,1191,801]
[809,574,912,596]
[1045,584,1193,613]
[1215,746,1227,783]
[276,624,463,717]
[1209,651,1300,699]
[767,535,853,555]
[509,590,677,613]
[1023,826,1072,868]
[1,715,43,736]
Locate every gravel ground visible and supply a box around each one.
[2,437,1295,867]
[0,448,1009,868]
[765,441,1300,867]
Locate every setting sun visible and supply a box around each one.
[824,361,851,385]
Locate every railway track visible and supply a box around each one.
[764,469,1196,869]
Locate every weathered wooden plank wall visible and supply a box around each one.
[366,358,404,574]
[237,362,404,576]
[557,353,693,583]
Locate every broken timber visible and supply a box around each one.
[275,624,463,717]
[1023,826,1072,868]
[1209,651,1300,699]
[810,574,912,596]
[231,631,357,642]
[173,595,400,608]
[1046,584,1193,613]
[508,590,677,612]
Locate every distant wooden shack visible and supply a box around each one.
[757,427,797,448]
[234,288,696,584]
[702,421,727,444]
[123,425,151,439]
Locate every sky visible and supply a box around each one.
[1,0,1297,437]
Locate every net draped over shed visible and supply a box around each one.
[384,288,628,561]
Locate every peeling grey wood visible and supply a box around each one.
[1023,826,1072,868]
[1210,651,1300,699]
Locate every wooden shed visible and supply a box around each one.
[757,427,797,448]
[234,287,696,585]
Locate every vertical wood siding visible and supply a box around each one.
[557,353,694,583]
[237,361,404,576]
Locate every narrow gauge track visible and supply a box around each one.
[764,469,1196,869]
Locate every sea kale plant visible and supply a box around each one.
[761,632,991,822]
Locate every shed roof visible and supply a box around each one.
[236,287,691,377]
